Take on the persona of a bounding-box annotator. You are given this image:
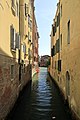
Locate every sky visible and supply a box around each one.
[34,0,58,56]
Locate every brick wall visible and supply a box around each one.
[0,54,19,119]
[0,54,32,119]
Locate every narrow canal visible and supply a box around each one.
[6,67,73,120]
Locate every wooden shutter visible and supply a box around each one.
[13,29,16,50]
[16,33,20,49]
[10,25,15,50]
[10,25,16,50]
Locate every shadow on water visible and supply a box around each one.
[47,73,75,120]
[6,81,32,120]
[6,67,74,120]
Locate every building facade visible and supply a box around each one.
[31,0,39,76]
[50,0,80,119]
[33,16,39,67]
[0,0,38,119]
[19,0,33,89]
[0,0,20,119]
[40,55,50,67]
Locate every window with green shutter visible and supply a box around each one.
[10,25,16,50]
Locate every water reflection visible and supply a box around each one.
[30,68,52,120]
[6,67,73,120]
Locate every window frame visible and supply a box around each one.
[67,20,70,44]
[11,64,15,80]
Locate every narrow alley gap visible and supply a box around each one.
[6,67,73,120]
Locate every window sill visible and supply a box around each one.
[11,49,16,52]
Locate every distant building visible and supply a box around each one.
[40,55,50,67]
[50,0,80,119]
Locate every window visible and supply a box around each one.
[51,48,53,57]
[28,14,30,27]
[16,33,20,49]
[67,20,70,44]
[60,5,62,17]
[28,32,31,42]
[28,48,30,56]
[57,39,60,53]
[11,0,16,15]
[66,71,70,96]
[57,15,58,27]
[58,60,61,71]
[54,44,56,55]
[57,13,60,27]
[25,4,28,17]
[11,65,14,80]
[60,34,62,50]
[30,20,32,31]
[51,46,55,57]
[10,25,20,50]
[22,44,26,59]
[16,2,19,17]
[56,40,58,53]
[56,39,60,53]
[10,25,16,50]
[28,48,31,60]
[55,22,57,33]
[52,26,55,36]
[53,46,55,56]
[56,41,58,53]
[23,44,26,55]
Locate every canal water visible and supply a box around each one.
[6,67,73,120]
